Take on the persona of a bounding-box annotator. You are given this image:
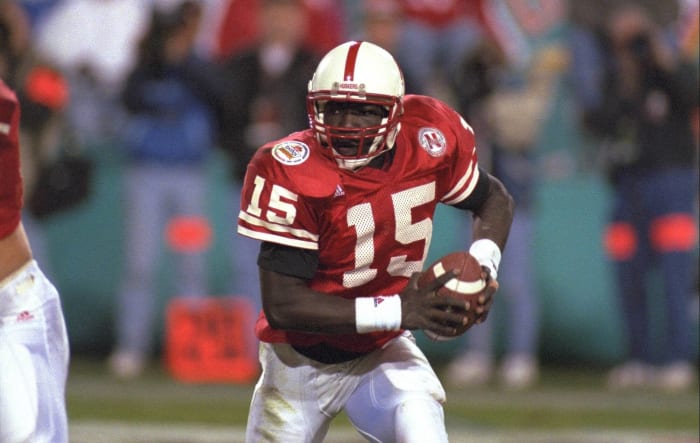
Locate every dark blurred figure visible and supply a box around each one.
[213,0,345,60]
[0,0,29,86]
[582,4,699,392]
[33,0,148,149]
[567,0,681,164]
[351,0,418,94]
[217,0,319,315]
[393,0,483,96]
[109,0,223,379]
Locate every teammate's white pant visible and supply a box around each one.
[0,261,69,443]
[246,331,449,443]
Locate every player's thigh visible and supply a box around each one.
[246,343,338,443]
[345,332,448,443]
[0,338,39,443]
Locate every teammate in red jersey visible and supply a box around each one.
[0,79,70,442]
[239,41,513,442]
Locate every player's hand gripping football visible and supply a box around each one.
[399,270,474,338]
[444,266,499,337]
[399,265,499,340]
[472,267,498,324]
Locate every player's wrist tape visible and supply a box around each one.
[469,238,501,280]
[355,295,402,334]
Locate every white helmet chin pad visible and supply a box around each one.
[307,41,404,170]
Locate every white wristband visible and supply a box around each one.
[469,238,502,280]
[355,295,402,334]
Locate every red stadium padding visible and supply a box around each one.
[165,296,259,384]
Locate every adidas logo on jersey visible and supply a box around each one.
[333,184,345,198]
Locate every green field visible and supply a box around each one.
[66,358,699,443]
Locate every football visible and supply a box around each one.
[417,251,486,341]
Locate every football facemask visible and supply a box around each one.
[307,41,404,170]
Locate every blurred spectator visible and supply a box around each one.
[393,0,484,97]
[32,0,149,148]
[567,0,680,127]
[443,37,559,390]
[15,0,63,31]
[581,4,698,391]
[353,0,400,47]
[15,62,69,280]
[351,0,418,94]
[213,0,345,60]
[0,0,30,87]
[108,0,223,379]
[442,0,567,390]
[569,0,678,31]
[217,0,319,317]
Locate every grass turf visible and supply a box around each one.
[67,357,699,433]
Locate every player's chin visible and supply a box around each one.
[331,139,361,156]
[333,146,360,157]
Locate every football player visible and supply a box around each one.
[239,41,513,442]
[0,79,70,442]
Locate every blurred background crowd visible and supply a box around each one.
[1,0,697,392]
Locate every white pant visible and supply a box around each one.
[246,332,448,443]
[0,261,69,443]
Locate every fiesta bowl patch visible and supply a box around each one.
[271,141,310,165]
[418,127,447,157]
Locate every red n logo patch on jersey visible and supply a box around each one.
[418,127,447,157]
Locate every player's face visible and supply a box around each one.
[323,101,388,156]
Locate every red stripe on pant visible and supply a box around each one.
[649,213,698,252]
[604,222,637,260]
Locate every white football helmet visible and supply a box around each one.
[307,41,405,170]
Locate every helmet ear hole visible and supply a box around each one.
[307,41,404,170]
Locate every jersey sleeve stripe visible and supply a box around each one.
[442,163,479,205]
[237,225,318,250]
[238,210,319,241]
[442,159,477,202]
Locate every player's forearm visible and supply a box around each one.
[260,269,359,334]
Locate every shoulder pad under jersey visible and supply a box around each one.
[400,94,476,157]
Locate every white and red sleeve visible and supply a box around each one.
[237,139,338,250]
[439,106,481,206]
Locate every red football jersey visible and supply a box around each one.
[238,94,481,352]
[0,80,22,240]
